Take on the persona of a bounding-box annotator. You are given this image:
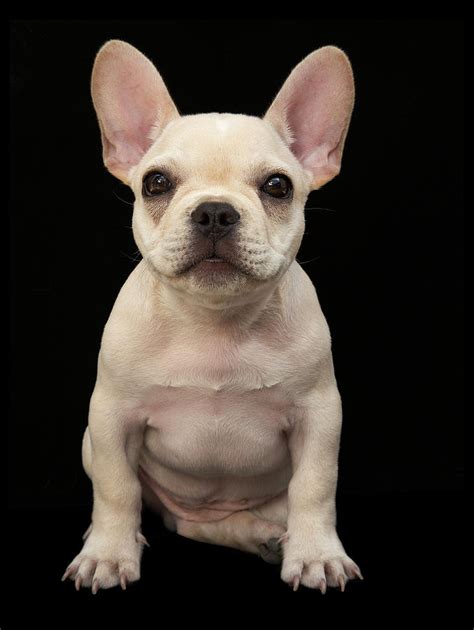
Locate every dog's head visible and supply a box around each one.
[91,41,354,304]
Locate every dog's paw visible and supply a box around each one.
[252,518,286,564]
[62,528,148,593]
[281,532,362,592]
[258,536,283,564]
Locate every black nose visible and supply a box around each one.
[190,202,240,239]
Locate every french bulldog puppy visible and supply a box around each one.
[62,40,362,594]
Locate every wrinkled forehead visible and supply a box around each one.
[137,113,299,180]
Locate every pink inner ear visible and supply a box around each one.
[92,41,179,182]
[104,131,146,171]
[265,47,354,188]
[104,73,164,152]
[296,137,344,184]
[288,65,347,156]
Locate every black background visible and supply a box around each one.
[8,19,464,626]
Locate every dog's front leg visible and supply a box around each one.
[63,385,147,593]
[282,371,362,592]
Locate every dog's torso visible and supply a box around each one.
[93,259,331,522]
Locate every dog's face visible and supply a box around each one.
[129,114,309,299]
[91,41,354,303]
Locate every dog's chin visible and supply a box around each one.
[153,254,266,298]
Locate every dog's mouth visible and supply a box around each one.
[171,238,256,279]
[181,243,244,274]
[193,252,237,273]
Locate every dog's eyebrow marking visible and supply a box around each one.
[143,154,183,172]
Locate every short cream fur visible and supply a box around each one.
[62,40,362,593]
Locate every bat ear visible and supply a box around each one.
[264,46,355,190]
[91,40,179,184]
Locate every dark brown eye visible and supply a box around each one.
[143,172,172,196]
[261,174,293,199]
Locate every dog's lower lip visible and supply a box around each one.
[203,257,225,262]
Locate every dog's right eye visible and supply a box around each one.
[143,172,173,196]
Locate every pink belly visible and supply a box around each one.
[138,466,278,522]
[138,383,293,520]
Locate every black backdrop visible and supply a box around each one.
[8,19,464,626]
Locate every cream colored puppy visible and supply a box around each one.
[62,40,362,594]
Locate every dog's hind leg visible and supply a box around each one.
[176,509,286,564]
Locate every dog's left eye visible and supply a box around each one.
[143,172,172,196]
[261,174,293,199]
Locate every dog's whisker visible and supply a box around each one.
[304,206,337,213]
[120,250,142,262]
[297,255,321,265]
[113,190,135,206]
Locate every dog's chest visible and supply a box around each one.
[140,326,298,390]
[137,334,297,475]
[142,381,293,476]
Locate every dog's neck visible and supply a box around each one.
[142,261,291,336]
